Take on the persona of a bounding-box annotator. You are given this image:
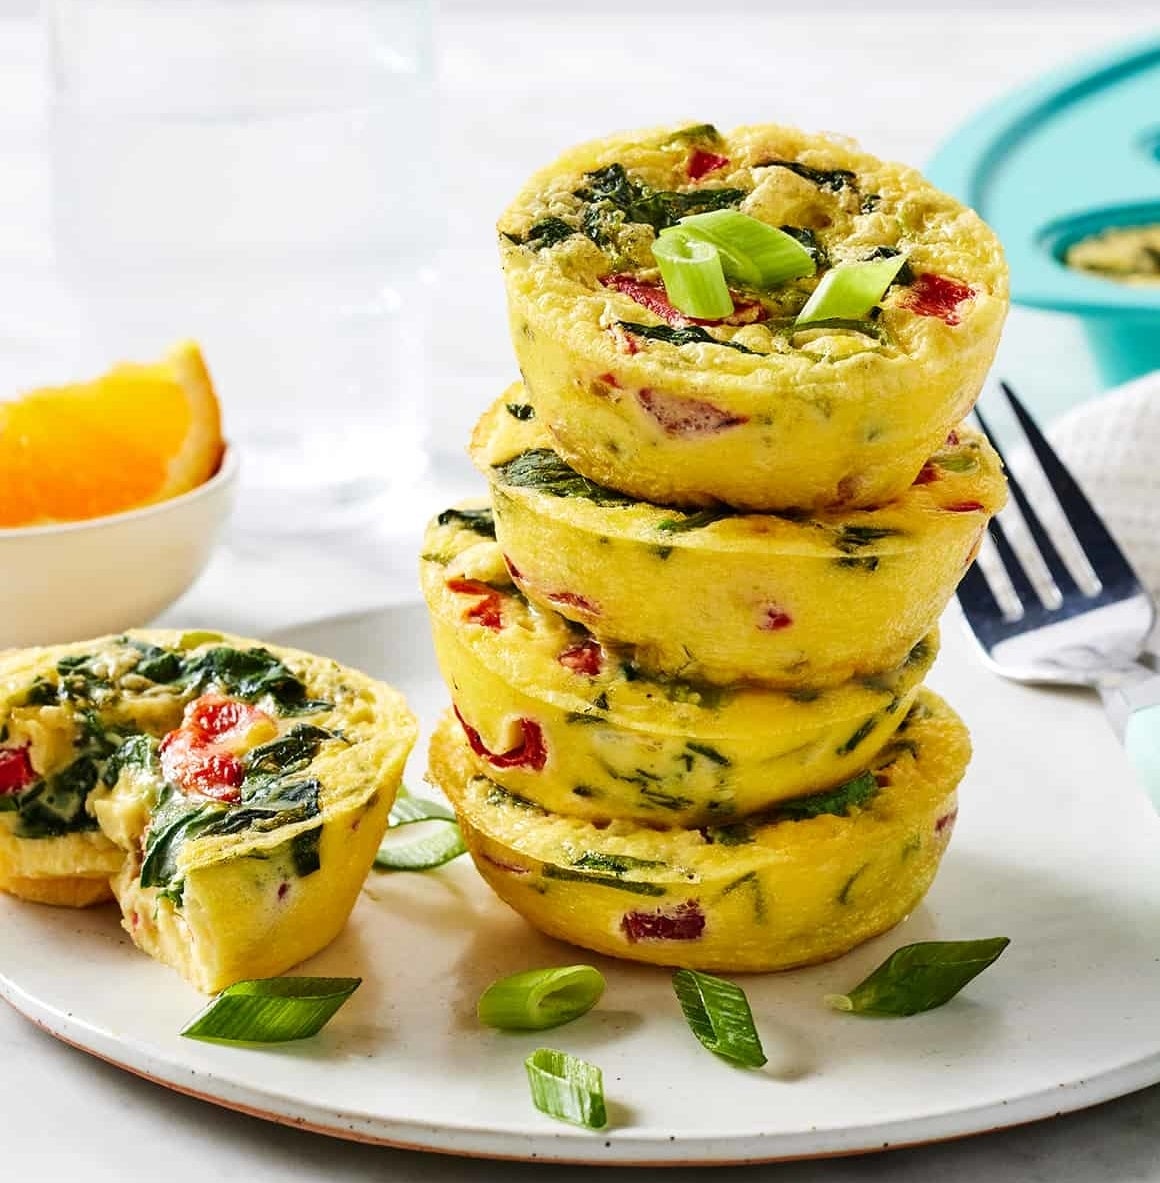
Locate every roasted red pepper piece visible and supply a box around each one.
[912,463,940,486]
[903,273,975,325]
[602,275,762,328]
[0,745,36,795]
[184,694,273,745]
[945,501,985,513]
[759,606,794,631]
[455,707,548,771]
[558,639,603,676]
[687,149,729,180]
[159,728,244,803]
[546,590,599,615]
[621,900,706,942]
[446,577,504,631]
[637,388,749,436]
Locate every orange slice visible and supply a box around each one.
[0,340,225,528]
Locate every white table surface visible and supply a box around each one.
[5,2,1160,1178]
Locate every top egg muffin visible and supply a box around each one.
[499,122,1007,512]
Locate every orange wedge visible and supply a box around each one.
[0,341,225,528]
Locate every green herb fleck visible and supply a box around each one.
[656,508,733,533]
[543,864,666,896]
[758,160,856,193]
[495,449,634,507]
[437,506,496,538]
[618,321,758,355]
[505,403,535,421]
[772,770,878,821]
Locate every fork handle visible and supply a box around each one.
[1101,669,1160,811]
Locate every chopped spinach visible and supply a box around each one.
[485,781,546,813]
[129,641,183,684]
[436,506,496,538]
[833,525,899,554]
[686,742,730,767]
[543,863,666,896]
[574,162,746,234]
[837,717,879,757]
[617,321,759,355]
[6,757,102,839]
[835,556,881,573]
[837,864,868,905]
[780,225,828,268]
[495,449,634,507]
[861,193,882,214]
[181,646,330,715]
[656,508,733,534]
[504,216,577,250]
[719,870,766,921]
[242,725,334,787]
[786,317,889,341]
[504,403,535,422]
[101,733,158,787]
[289,827,322,877]
[639,785,696,812]
[772,770,878,821]
[704,822,755,846]
[571,851,665,875]
[139,786,226,903]
[757,159,857,193]
[862,245,915,287]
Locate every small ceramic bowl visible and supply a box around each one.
[0,447,238,649]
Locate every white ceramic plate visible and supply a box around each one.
[4,604,1160,1165]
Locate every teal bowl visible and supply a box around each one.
[928,37,1160,386]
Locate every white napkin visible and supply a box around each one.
[1016,371,1160,604]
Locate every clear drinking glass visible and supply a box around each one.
[46,0,435,532]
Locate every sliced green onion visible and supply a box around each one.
[825,937,1011,1017]
[651,231,733,319]
[374,788,465,871]
[672,209,816,287]
[525,1048,608,1129]
[180,976,361,1044]
[478,965,605,1031]
[672,968,767,1067]
[795,255,907,326]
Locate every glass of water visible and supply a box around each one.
[47,0,435,532]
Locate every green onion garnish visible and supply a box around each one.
[651,231,733,319]
[825,938,1011,1017]
[180,976,361,1044]
[795,255,907,326]
[478,965,605,1031]
[672,968,767,1067]
[525,1047,608,1130]
[672,209,816,287]
[374,788,466,871]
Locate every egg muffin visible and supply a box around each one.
[421,510,935,826]
[0,630,416,991]
[499,122,1007,511]
[473,394,1003,687]
[430,690,967,972]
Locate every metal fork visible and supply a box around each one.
[956,382,1160,798]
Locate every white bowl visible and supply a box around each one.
[0,447,238,649]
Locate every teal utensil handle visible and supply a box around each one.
[1102,671,1160,811]
[1124,704,1160,811]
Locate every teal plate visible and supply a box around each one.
[928,36,1160,385]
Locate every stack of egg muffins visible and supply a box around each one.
[422,122,1008,972]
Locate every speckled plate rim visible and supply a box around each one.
[4,603,1160,1165]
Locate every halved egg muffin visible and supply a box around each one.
[430,690,968,972]
[0,630,417,991]
[421,511,935,826]
[499,122,1007,511]
[472,394,1003,687]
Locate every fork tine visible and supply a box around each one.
[1000,382,1139,590]
[984,510,1041,612]
[974,406,1079,599]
